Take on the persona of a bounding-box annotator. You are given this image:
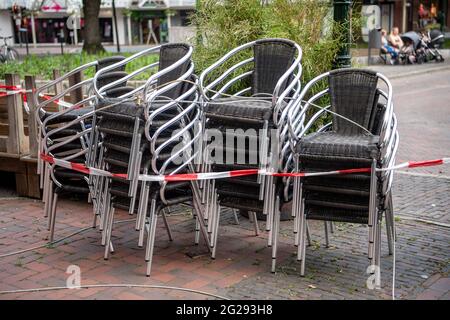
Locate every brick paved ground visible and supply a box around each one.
[0,171,448,300]
[370,64,450,177]
[0,68,449,300]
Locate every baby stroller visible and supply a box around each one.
[421,29,445,62]
[399,31,424,64]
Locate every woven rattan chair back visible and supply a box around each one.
[96,56,126,72]
[252,39,297,95]
[328,68,379,135]
[157,43,191,99]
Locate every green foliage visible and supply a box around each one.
[190,0,361,130]
[444,39,450,49]
[0,52,158,80]
[190,0,353,85]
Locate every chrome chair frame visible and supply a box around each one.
[92,44,206,276]
[287,70,399,276]
[199,39,302,270]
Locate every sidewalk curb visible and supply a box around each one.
[385,64,450,79]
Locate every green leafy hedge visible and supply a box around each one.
[190,0,357,86]
[0,52,158,80]
[2,0,359,88]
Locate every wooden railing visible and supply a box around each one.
[0,70,83,198]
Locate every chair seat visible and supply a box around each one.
[216,182,261,200]
[97,101,144,123]
[43,107,93,125]
[55,182,90,195]
[205,97,273,125]
[305,205,369,224]
[54,167,86,180]
[98,119,144,138]
[297,132,380,160]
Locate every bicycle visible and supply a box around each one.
[0,36,19,63]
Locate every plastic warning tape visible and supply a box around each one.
[40,153,450,182]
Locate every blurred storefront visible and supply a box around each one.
[360,0,449,33]
[0,0,196,46]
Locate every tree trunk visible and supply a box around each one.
[82,0,105,54]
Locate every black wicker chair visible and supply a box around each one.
[36,56,127,242]
[287,68,398,276]
[93,43,204,276]
[199,38,302,271]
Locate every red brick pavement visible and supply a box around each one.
[0,195,448,300]
[0,197,286,299]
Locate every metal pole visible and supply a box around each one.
[333,0,352,68]
[25,30,29,55]
[112,0,121,52]
[30,12,37,48]
[195,0,201,46]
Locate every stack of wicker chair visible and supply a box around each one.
[288,68,398,276]
[35,56,126,242]
[92,43,204,276]
[199,38,303,272]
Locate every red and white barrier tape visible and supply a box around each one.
[0,85,73,109]
[40,153,450,182]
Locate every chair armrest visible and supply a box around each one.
[41,95,95,132]
[376,72,393,145]
[199,41,255,101]
[287,73,329,145]
[34,61,98,109]
[93,46,161,100]
[272,43,303,105]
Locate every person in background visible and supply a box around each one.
[380,29,398,64]
[399,39,417,64]
[418,3,428,28]
[430,3,437,23]
[389,27,404,50]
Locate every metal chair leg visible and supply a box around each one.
[103,207,115,260]
[306,221,312,247]
[251,211,259,236]
[45,182,53,229]
[292,176,299,245]
[388,191,396,241]
[271,197,280,273]
[324,221,330,248]
[233,209,240,225]
[138,185,150,247]
[211,204,221,259]
[161,209,173,242]
[267,179,276,247]
[48,193,58,243]
[99,178,110,233]
[385,209,393,255]
[194,209,200,245]
[207,181,216,234]
[377,216,382,267]
[368,159,377,262]
[208,190,217,244]
[42,166,50,211]
[145,199,158,276]
[100,191,111,246]
[300,200,307,276]
[297,198,305,261]
[92,210,98,228]
[135,181,148,230]
[294,181,303,247]
[265,176,273,232]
